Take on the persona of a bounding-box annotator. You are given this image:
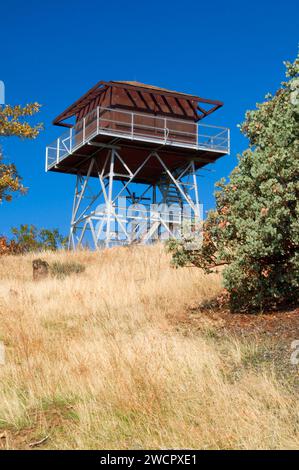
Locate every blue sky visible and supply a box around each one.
[0,0,298,237]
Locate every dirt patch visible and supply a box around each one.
[173,303,299,389]
[0,403,78,450]
[186,305,299,341]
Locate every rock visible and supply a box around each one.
[32,259,49,281]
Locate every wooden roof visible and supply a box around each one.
[111,81,197,97]
[53,80,223,127]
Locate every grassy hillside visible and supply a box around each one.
[0,245,298,449]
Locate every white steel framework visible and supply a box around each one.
[68,148,202,250]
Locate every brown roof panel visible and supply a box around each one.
[53,80,223,127]
[111,81,197,97]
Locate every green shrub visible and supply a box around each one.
[168,54,299,312]
[11,224,68,252]
[50,261,85,279]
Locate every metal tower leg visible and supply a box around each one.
[68,150,201,250]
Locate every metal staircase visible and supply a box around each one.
[158,169,186,206]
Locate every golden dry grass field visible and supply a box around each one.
[0,245,298,449]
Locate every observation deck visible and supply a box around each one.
[46,106,229,184]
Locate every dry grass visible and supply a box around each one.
[0,244,298,449]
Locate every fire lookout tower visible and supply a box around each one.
[46,81,230,249]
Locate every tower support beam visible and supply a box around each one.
[68,149,201,250]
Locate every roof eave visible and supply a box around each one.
[53,80,224,126]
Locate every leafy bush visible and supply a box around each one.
[168,54,299,312]
[50,261,85,279]
[0,152,26,203]
[0,103,42,204]
[11,224,68,252]
[0,236,22,255]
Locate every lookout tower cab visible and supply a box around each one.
[46,80,230,249]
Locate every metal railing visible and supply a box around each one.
[46,106,230,170]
